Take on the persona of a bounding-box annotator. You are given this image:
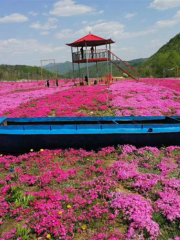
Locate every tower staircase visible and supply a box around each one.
[108,50,139,81]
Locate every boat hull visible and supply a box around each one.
[1,116,180,153]
[0,131,179,153]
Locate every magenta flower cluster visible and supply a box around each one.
[111,192,160,239]
[0,145,179,239]
[0,79,180,239]
[110,80,180,116]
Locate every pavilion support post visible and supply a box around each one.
[78,62,81,83]
[106,43,109,76]
[177,66,179,78]
[109,44,112,82]
[54,59,58,80]
[71,47,75,85]
[176,66,178,78]
[163,68,165,78]
[85,42,89,85]
[40,60,43,80]
[77,47,81,82]
[96,61,99,84]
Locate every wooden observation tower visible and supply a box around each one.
[66,33,139,84]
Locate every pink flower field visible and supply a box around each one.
[0,79,180,240]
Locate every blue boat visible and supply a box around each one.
[0,116,180,153]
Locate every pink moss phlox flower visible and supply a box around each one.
[112,160,138,181]
[155,190,180,221]
[110,80,180,116]
[120,145,137,155]
[137,146,160,156]
[162,178,180,192]
[89,231,124,240]
[158,158,178,176]
[0,80,73,115]
[19,174,38,186]
[140,78,180,93]
[98,146,116,156]
[132,173,160,192]
[0,197,9,221]
[1,228,16,240]
[2,84,108,117]
[111,192,160,239]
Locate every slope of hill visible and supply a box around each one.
[61,58,147,78]
[128,58,148,67]
[0,65,56,81]
[138,33,180,77]
[0,58,147,81]
[43,61,95,75]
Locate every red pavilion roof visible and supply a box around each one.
[66,33,115,47]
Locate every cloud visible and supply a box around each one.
[30,18,58,30]
[120,10,180,39]
[56,21,125,40]
[56,19,170,41]
[0,38,65,56]
[150,0,180,10]
[40,31,50,35]
[81,19,105,25]
[90,10,104,15]
[124,13,136,19]
[98,10,104,14]
[155,19,177,27]
[81,22,125,38]
[50,0,96,16]
[55,29,74,39]
[56,21,150,41]
[119,10,180,39]
[28,11,38,16]
[151,39,160,45]
[42,12,49,16]
[81,20,88,24]
[155,10,180,28]
[0,13,28,23]
[112,45,136,53]
[56,9,180,42]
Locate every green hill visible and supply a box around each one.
[43,61,95,76]
[2,32,180,80]
[0,58,146,81]
[138,33,180,77]
[0,65,56,81]
[62,58,147,78]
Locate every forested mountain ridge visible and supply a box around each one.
[138,33,180,77]
[1,32,180,81]
[43,61,95,75]
[0,64,56,81]
[62,58,147,78]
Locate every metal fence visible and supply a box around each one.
[72,50,108,61]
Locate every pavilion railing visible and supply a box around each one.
[108,50,139,81]
[72,50,108,61]
[72,49,139,81]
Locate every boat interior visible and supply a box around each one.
[1,116,180,126]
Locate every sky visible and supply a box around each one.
[0,0,180,66]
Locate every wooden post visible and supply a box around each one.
[54,59,58,79]
[77,47,80,81]
[177,66,179,78]
[96,61,99,84]
[106,43,109,75]
[85,42,89,85]
[40,61,42,80]
[109,43,112,81]
[71,47,75,85]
